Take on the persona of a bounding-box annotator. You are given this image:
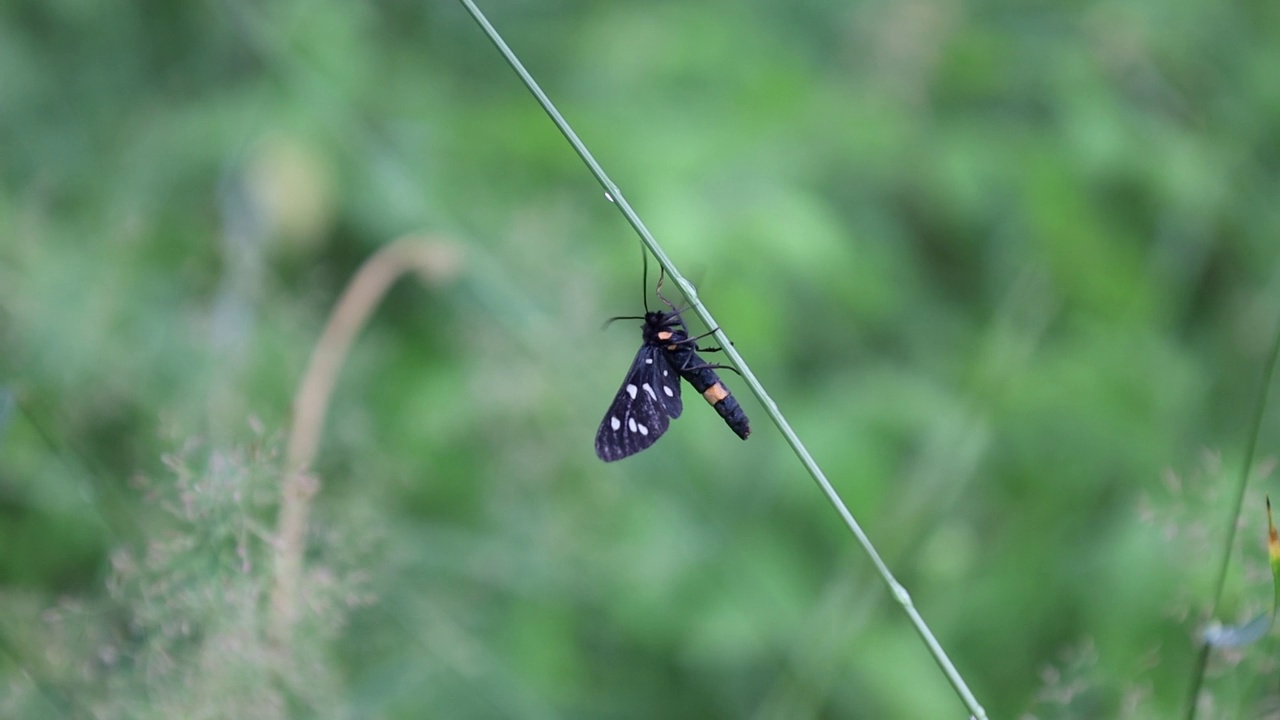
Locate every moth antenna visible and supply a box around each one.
[602,314,646,331]
[652,266,697,334]
[655,266,681,313]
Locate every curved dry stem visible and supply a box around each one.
[269,235,459,653]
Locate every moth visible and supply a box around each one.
[595,271,750,462]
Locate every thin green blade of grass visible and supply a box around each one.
[1183,309,1280,720]
[456,2,987,717]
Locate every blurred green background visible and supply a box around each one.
[3,0,1280,717]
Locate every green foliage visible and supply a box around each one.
[2,0,1280,717]
[0,435,368,719]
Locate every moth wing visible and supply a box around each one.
[595,346,676,461]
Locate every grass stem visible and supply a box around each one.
[1183,309,1280,719]
[458,2,987,716]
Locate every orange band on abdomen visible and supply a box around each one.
[702,383,730,405]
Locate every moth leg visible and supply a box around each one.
[672,328,735,351]
[672,351,743,377]
[694,362,743,377]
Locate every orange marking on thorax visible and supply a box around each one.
[656,331,673,341]
[702,382,730,405]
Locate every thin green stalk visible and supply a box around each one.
[457,2,987,717]
[1183,310,1280,720]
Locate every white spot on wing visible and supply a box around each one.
[645,358,653,364]
[611,416,621,431]
[662,370,669,377]
[626,384,638,399]
[663,385,674,397]
[642,383,657,401]
[637,422,649,436]
[628,418,637,432]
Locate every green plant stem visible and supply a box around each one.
[457,2,987,717]
[1183,311,1280,720]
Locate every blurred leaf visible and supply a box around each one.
[1201,497,1279,649]
[1201,613,1270,649]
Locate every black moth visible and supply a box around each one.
[595,287,750,462]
